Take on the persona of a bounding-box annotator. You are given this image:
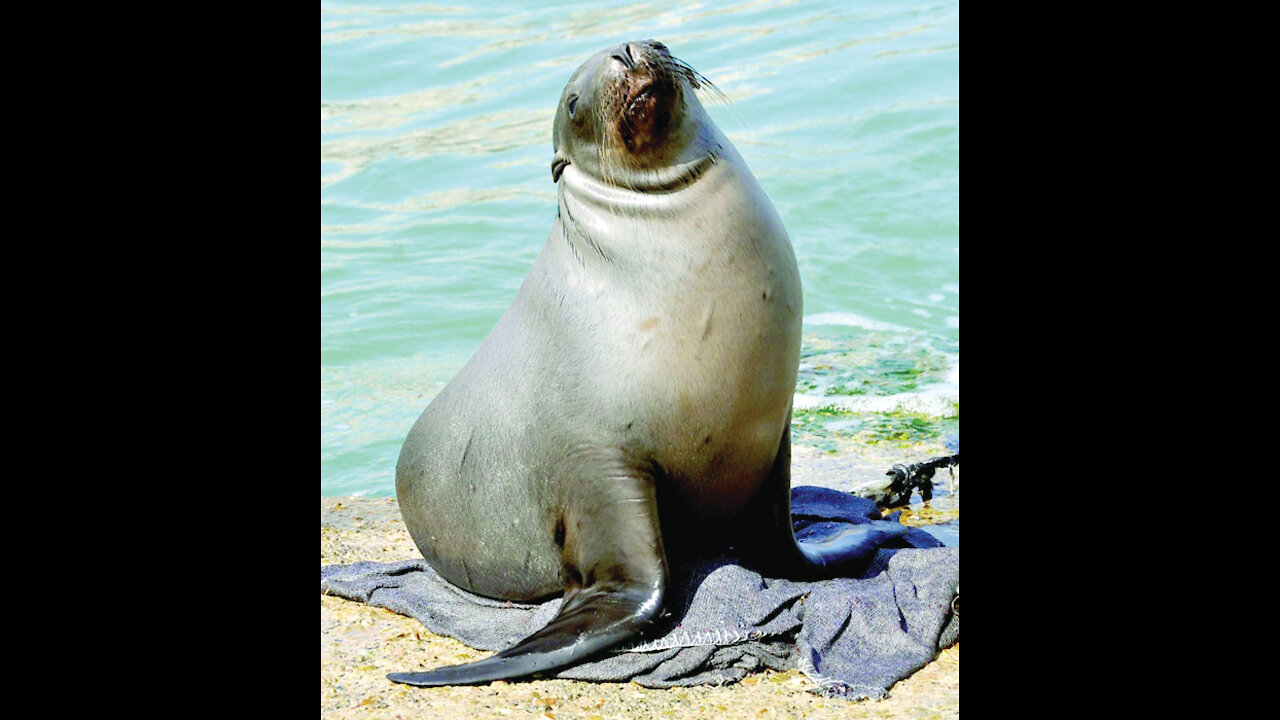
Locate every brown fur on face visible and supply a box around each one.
[596,41,708,163]
[610,57,676,154]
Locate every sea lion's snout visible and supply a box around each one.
[610,40,670,71]
[607,42,681,154]
[610,43,637,70]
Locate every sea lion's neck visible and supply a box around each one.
[558,148,725,219]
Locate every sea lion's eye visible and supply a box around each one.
[567,94,579,116]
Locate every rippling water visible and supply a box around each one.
[321,0,959,497]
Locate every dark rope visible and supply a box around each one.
[880,454,959,509]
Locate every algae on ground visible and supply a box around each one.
[791,330,958,452]
[791,408,958,452]
[796,332,953,399]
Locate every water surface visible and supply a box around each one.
[321,1,959,501]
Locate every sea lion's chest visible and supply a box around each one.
[525,175,801,514]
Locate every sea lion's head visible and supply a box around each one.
[552,40,719,188]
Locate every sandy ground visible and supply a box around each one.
[321,451,958,719]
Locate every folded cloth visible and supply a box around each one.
[321,486,958,699]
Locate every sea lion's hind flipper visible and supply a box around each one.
[792,521,907,572]
[386,581,662,686]
[745,421,907,579]
[389,447,668,687]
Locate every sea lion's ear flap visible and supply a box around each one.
[551,151,569,182]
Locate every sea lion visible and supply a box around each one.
[388,40,906,687]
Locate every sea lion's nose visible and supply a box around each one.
[610,42,637,70]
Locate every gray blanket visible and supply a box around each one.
[321,486,958,699]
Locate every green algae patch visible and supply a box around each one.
[792,408,958,452]
[852,412,959,447]
[797,334,953,399]
[791,330,958,452]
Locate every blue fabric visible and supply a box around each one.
[321,486,958,699]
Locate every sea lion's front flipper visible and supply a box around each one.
[389,448,668,686]
[746,420,907,579]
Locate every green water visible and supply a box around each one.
[321,0,959,497]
